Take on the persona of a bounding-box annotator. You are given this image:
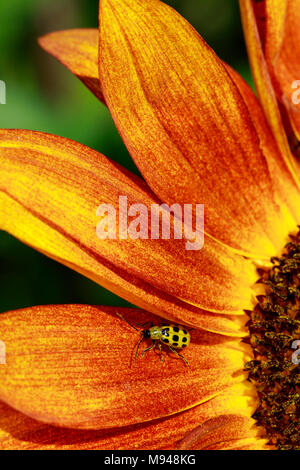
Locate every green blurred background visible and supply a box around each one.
[0,0,253,313]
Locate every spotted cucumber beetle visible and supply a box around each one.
[116,313,190,365]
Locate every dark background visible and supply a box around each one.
[0,0,253,313]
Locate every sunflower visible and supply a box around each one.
[0,0,299,450]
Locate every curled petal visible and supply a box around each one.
[99,0,296,259]
[245,1,300,150]
[0,305,249,430]
[250,0,285,64]
[270,0,300,141]
[225,64,300,227]
[38,29,105,104]
[239,0,300,190]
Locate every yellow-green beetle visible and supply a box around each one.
[117,313,190,365]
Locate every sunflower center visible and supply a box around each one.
[245,229,300,450]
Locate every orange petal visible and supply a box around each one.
[38,24,300,232]
[225,63,300,226]
[251,0,267,47]
[0,384,267,450]
[176,382,269,450]
[246,1,300,149]
[250,0,300,145]
[0,129,257,319]
[239,0,300,190]
[38,29,105,104]
[99,0,297,259]
[262,0,287,71]
[177,414,269,450]
[271,0,300,141]
[0,305,249,430]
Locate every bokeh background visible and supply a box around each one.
[0,0,254,313]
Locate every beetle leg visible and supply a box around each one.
[168,346,189,365]
[141,340,156,358]
[158,342,164,362]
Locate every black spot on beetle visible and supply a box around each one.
[172,335,179,342]
[173,327,179,333]
[162,338,169,344]
[182,337,187,343]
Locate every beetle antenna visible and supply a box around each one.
[134,335,144,365]
[116,312,139,331]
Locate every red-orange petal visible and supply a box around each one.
[0,129,257,319]
[270,0,300,141]
[38,25,300,228]
[245,1,300,156]
[263,0,287,73]
[99,0,298,259]
[0,305,249,430]
[239,0,300,189]
[38,22,300,237]
[177,414,269,450]
[225,63,300,225]
[0,383,265,450]
[38,29,105,104]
